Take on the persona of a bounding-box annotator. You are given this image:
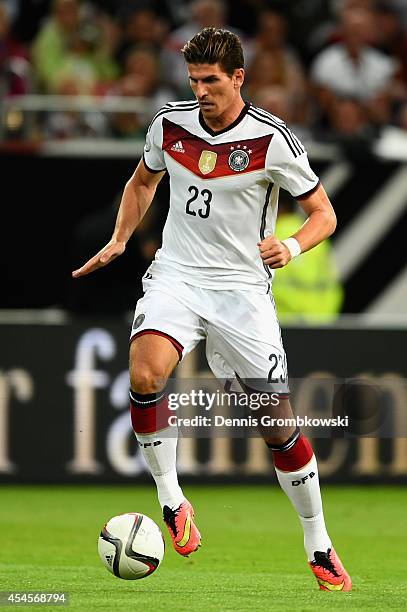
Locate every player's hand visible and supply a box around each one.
[72,240,126,278]
[257,235,291,269]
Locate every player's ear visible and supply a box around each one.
[233,68,245,89]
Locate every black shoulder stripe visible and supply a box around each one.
[253,106,286,127]
[149,104,172,125]
[148,103,199,131]
[291,132,305,154]
[250,107,304,155]
[152,100,198,116]
[247,111,299,158]
[289,131,305,155]
[151,101,198,116]
[250,107,304,156]
[251,105,300,134]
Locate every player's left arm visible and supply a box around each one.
[258,183,336,269]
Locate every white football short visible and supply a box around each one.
[130,272,289,394]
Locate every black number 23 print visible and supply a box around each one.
[186,185,213,219]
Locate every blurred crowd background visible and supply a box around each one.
[2,0,407,319]
[2,0,407,143]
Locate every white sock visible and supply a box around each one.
[299,513,331,560]
[275,454,332,560]
[135,427,185,510]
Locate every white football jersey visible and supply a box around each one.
[143,100,319,292]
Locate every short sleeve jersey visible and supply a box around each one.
[143,100,319,292]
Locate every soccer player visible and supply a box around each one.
[72,28,351,591]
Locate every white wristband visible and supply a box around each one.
[282,237,301,259]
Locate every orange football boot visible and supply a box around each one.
[163,499,201,556]
[309,548,352,591]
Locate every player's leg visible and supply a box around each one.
[206,288,351,590]
[129,284,204,556]
[130,335,201,556]
[257,396,351,591]
[130,333,182,509]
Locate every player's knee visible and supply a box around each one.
[130,366,168,395]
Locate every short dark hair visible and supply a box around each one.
[181,27,244,76]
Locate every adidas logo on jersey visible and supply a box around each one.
[171,140,185,153]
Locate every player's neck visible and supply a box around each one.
[202,98,246,133]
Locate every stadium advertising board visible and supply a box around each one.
[1,321,406,483]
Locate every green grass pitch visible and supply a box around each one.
[1,485,406,611]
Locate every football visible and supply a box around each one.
[98,513,165,580]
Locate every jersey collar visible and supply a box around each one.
[198,101,250,137]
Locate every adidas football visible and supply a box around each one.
[98,513,164,580]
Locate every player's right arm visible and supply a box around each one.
[72,160,165,278]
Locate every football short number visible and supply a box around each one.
[267,353,287,384]
[186,185,212,218]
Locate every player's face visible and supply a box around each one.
[188,63,244,121]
